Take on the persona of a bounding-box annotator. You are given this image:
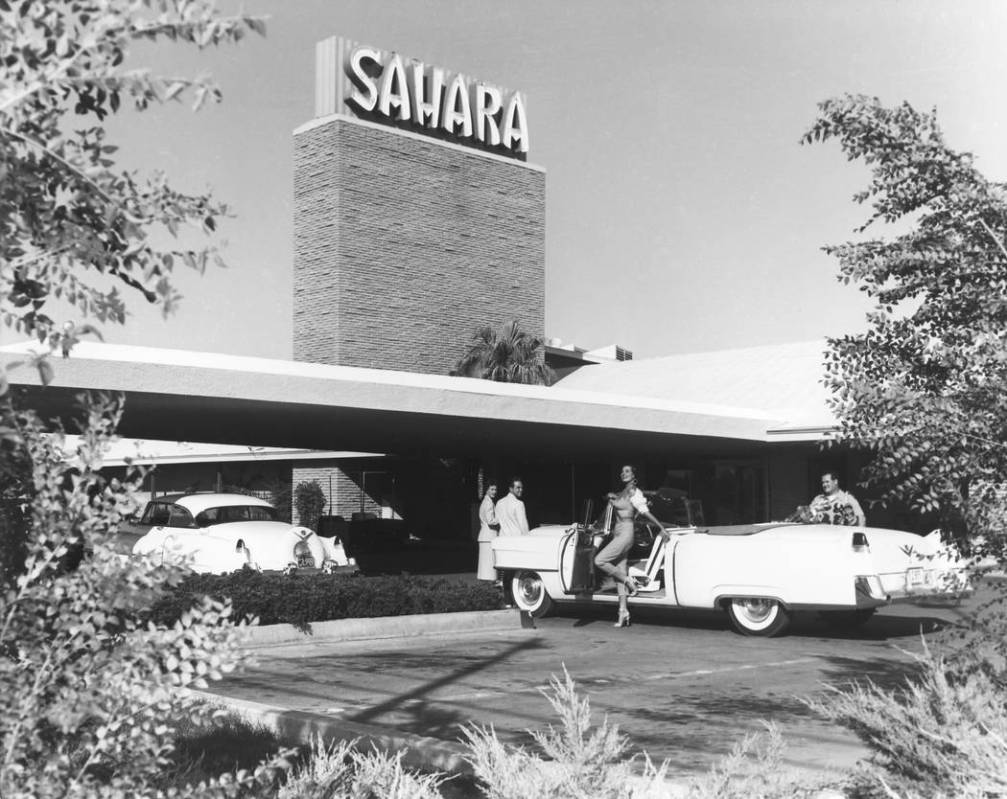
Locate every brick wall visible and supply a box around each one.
[291,463,385,525]
[293,116,546,374]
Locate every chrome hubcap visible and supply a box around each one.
[737,598,775,623]
[518,574,543,606]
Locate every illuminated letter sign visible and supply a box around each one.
[346,46,381,113]
[500,92,529,153]
[472,84,502,147]
[441,73,473,138]
[318,37,529,159]
[377,54,410,121]
[410,62,444,127]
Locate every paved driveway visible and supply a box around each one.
[210,589,983,781]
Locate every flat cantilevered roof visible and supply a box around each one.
[1,341,829,459]
[555,339,836,440]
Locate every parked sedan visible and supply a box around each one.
[128,493,350,574]
[491,491,970,636]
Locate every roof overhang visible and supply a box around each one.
[1,342,826,459]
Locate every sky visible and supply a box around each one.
[25,0,1007,362]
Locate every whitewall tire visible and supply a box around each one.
[726,597,791,637]
[511,571,555,617]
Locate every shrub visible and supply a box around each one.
[0,394,289,797]
[801,581,1007,798]
[807,632,1007,798]
[294,481,327,531]
[165,714,286,793]
[277,736,444,799]
[461,667,828,799]
[461,666,648,799]
[148,571,504,629]
[682,723,836,799]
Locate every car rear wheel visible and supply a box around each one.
[512,570,554,617]
[726,597,791,637]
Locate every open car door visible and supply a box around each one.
[560,499,600,594]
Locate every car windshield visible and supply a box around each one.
[646,491,704,527]
[195,505,278,526]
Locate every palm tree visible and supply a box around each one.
[452,320,555,386]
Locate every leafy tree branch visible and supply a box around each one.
[805,94,1007,544]
[0,0,267,362]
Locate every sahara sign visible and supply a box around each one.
[314,37,529,159]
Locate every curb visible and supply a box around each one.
[238,608,524,648]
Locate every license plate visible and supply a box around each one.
[906,568,933,588]
[297,554,316,568]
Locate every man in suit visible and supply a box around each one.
[495,477,530,536]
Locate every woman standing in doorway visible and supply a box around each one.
[476,483,501,582]
[594,464,667,628]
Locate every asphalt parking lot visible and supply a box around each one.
[207,584,990,782]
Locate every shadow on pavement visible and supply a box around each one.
[813,653,923,692]
[551,604,965,642]
[558,605,731,632]
[787,611,950,641]
[346,636,545,737]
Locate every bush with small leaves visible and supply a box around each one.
[0,394,290,798]
[149,571,504,630]
[294,481,327,532]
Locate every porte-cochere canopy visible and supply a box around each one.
[1,341,834,460]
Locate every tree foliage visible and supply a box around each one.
[0,4,289,796]
[452,319,556,386]
[0,394,288,797]
[293,480,326,531]
[803,94,1007,542]
[0,0,265,378]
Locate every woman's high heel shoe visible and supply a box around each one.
[625,577,640,597]
[614,610,631,628]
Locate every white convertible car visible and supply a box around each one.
[129,493,351,574]
[491,492,970,636]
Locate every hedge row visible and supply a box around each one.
[148,570,505,630]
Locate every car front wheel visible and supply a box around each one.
[726,597,791,637]
[511,571,554,617]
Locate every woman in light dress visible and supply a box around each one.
[476,483,500,581]
[594,464,667,628]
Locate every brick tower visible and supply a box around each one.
[292,37,546,374]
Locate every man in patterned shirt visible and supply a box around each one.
[810,471,866,526]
